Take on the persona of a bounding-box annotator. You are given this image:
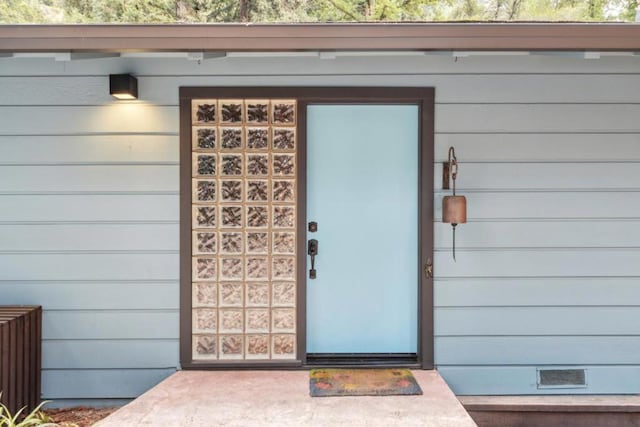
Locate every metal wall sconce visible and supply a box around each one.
[109,74,138,100]
[442,147,467,261]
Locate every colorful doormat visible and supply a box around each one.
[309,368,423,397]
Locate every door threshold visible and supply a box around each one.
[306,353,419,368]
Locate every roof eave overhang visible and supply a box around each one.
[1,23,640,53]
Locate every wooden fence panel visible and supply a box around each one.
[0,306,42,414]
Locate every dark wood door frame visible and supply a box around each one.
[179,87,434,370]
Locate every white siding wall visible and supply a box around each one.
[0,53,639,401]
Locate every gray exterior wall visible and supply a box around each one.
[0,53,639,403]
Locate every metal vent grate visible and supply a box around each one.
[538,368,587,388]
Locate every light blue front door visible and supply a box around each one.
[306,104,419,354]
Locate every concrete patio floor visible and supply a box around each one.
[96,370,477,426]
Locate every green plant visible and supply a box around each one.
[0,393,58,427]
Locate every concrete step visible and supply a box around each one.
[96,370,477,426]
[460,395,640,427]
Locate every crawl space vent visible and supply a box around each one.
[538,368,587,388]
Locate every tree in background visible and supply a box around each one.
[618,0,638,20]
[311,0,437,20]
[1,0,637,23]
[63,0,176,22]
[1,0,47,22]
[62,0,315,22]
[431,0,637,21]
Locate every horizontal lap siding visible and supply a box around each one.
[2,104,639,135]
[434,250,640,277]
[0,165,178,192]
[434,134,640,162]
[436,336,640,364]
[0,54,638,399]
[42,340,179,369]
[436,278,640,307]
[0,195,177,222]
[438,366,640,395]
[435,307,640,336]
[0,254,178,280]
[433,163,640,190]
[434,192,640,220]
[425,56,640,394]
[41,369,176,399]
[434,221,640,248]
[0,224,178,251]
[2,282,177,310]
[43,311,178,340]
[4,74,640,105]
[0,105,177,135]
[0,63,182,400]
[0,135,177,164]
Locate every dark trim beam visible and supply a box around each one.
[1,24,640,52]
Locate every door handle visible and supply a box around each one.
[308,239,318,279]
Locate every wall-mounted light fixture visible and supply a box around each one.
[442,146,467,261]
[109,74,138,100]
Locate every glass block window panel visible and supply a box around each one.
[219,282,243,307]
[272,308,296,333]
[193,308,217,333]
[192,100,217,124]
[272,334,296,359]
[220,232,243,254]
[193,282,217,307]
[193,231,217,254]
[246,282,270,307]
[246,100,270,124]
[273,154,295,176]
[272,128,296,151]
[273,180,294,202]
[273,206,295,229]
[193,206,216,228]
[220,100,244,124]
[193,153,216,177]
[220,335,244,359]
[246,334,270,359]
[190,96,298,363]
[246,308,270,333]
[246,232,269,254]
[220,180,243,202]
[247,154,269,176]
[221,128,243,150]
[272,100,296,125]
[220,257,243,281]
[246,127,269,150]
[193,127,217,150]
[246,257,269,280]
[193,257,217,281]
[221,154,243,176]
[272,257,295,280]
[247,180,268,202]
[221,206,243,228]
[272,282,296,307]
[193,179,216,203]
[219,309,244,333]
[273,232,295,254]
[247,206,268,228]
[193,334,217,360]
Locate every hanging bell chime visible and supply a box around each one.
[442,147,467,261]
